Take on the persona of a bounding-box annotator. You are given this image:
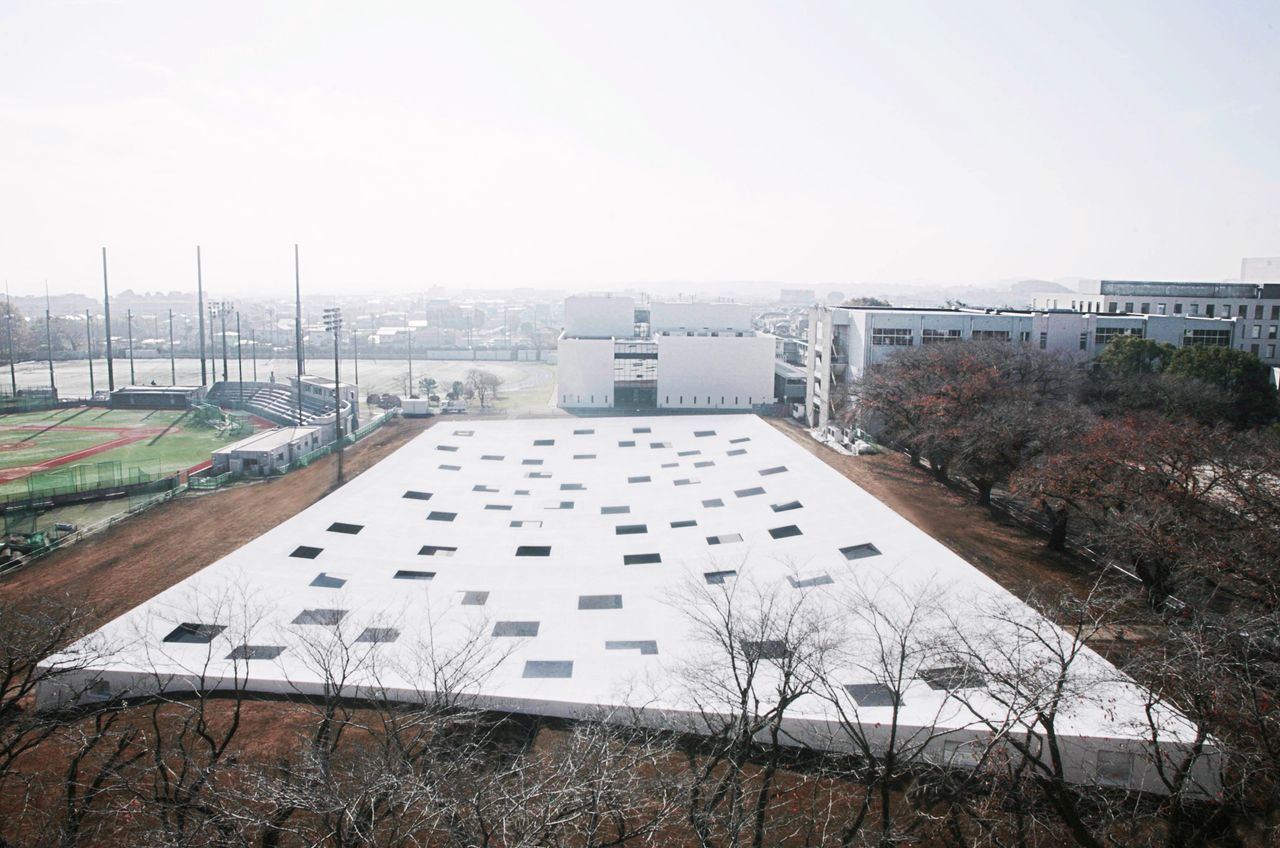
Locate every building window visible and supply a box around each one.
[1256,305,1265,320]
[1079,332,1088,351]
[1268,344,1276,359]
[1018,330,1031,343]
[1157,303,1166,315]
[1251,343,1260,355]
[1107,302,1118,313]
[1140,303,1150,314]
[1239,305,1248,318]
[1206,304,1215,318]
[1269,326,1277,340]
[1039,332,1047,350]
[1251,325,1262,339]
[1190,303,1200,316]
[971,330,1011,341]
[921,328,961,344]
[1174,303,1183,314]
[1095,326,1143,346]
[1183,329,1232,348]
[871,328,913,346]
[1271,305,1279,320]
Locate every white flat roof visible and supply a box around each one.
[55,415,1209,789]
[213,426,321,455]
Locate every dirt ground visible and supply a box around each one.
[1,415,436,628]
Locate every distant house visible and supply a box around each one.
[210,426,323,476]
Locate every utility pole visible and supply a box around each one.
[126,308,135,385]
[168,309,176,385]
[85,309,95,396]
[352,327,359,386]
[196,246,206,386]
[44,283,55,395]
[323,306,344,485]
[236,311,243,403]
[407,326,414,397]
[294,244,305,425]
[102,248,115,392]
[219,303,230,381]
[250,326,257,381]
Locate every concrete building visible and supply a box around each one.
[1029,280,1280,366]
[805,306,1242,430]
[557,296,775,411]
[109,385,207,410]
[210,426,323,476]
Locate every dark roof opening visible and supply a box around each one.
[788,573,833,588]
[624,553,662,565]
[327,522,363,535]
[694,430,716,437]
[403,490,433,500]
[438,464,461,471]
[628,475,651,484]
[769,525,802,539]
[845,683,901,707]
[703,569,736,585]
[601,505,630,515]
[771,500,802,512]
[356,627,400,644]
[290,545,323,559]
[460,590,489,605]
[920,665,986,691]
[533,439,555,446]
[395,569,436,580]
[523,660,573,678]
[163,623,225,644]
[516,545,552,557]
[701,498,724,508]
[742,639,790,661]
[671,519,698,528]
[310,573,346,588]
[759,466,787,476]
[427,511,457,522]
[418,545,457,556]
[841,543,882,560]
[226,645,283,661]
[292,608,347,626]
[493,621,540,637]
[606,640,658,655]
[735,487,765,498]
[579,594,623,610]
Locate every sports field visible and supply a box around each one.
[0,407,238,496]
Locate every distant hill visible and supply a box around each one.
[1009,279,1070,294]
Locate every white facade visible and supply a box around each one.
[557,296,775,411]
[1029,280,1280,366]
[805,306,1243,429]
[211,426,323,475]
[44,416,1218,796]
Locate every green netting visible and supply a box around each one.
[3,507,36,535]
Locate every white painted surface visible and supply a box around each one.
[563,295,635,338]
[656,334,775,409]
[49,415,1216,794]
[555,338,616,408]
[649,302,753,333]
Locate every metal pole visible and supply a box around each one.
[102,248,115,392]
[294,244,304,425]
[236,311,243,404]
[168,309,176,385]
[85,309,95,396]
[196,246,206,386]
[352,328,359,385]
[44,283,55,395]
[5,283,16,396]
[407,326,413,397]
[127,309,135,385]
[333,319,343,484]
[251,326,257,381]
[220,306,228,381]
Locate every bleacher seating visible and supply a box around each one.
[206,381,342,428]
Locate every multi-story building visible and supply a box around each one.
[804,306,1241,430]
[557,296,775,411]
[1029,280,1280,366]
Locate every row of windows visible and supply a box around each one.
[1063,299,1280,321]
[560,395,760,405]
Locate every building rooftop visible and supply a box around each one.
[53,415,1210,791]
[212,426,321,455]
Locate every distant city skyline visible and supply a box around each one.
[2,1,1276,298]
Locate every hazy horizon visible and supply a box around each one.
[2,1,1276,298]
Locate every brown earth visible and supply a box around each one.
[0,416,436,627]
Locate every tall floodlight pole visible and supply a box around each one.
[352,327,359,386]
[85,309,95,396]
[219,303,230,382]
[168,309,176,385]
[44,283,55,395]
[126,309,135,385]
[407,326,414,397]
[323,307,344,485]
[196,247,206,386]
[235,311,244,403]
[250,326,258,381]
[102,248,115,392]
[5,284,16,396]
[294,244,305,425]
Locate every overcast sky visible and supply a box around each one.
[1,0,1277,298]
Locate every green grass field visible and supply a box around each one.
[0,407,245,496]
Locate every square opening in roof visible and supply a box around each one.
[402,490,432,500]
[770,525,803,539]
[510,520,543,528]
[787,573,833,588]
[226,645,283,661]
[677,450,701,457]
[395,570,435,580]
[560,483,585,491]
[523,660,573,678]
[493,621,540,637]
[453,430,475,436]
[920,665,986,691]
[628,475,651,484]
[516,545,551,557]
[660,462,678,468]
[481,455,504,461]
[618,440,636,447]
[650,442,671,449]
[615,524,647,535]
[730,437,751,444]
[623,553,661,565]
[702,498,724,508]
[606,640,658,655]
[703,569,736,584]
[574,454,596,460]
[771,500,802,512]
[163,623,225,644]
[573,428,594,435]
[674,478,699,487]
[735,487,765,498]
[601,505,630,514]
[485,504,513,511]
[292,608,347,626]
[515,489,531,496]
[533,439,555,446]
[522,458,544,465]
[727,449,748,456]
[526,471,551,479]
[327,522,363,535]
[310,573,346,588]
[759,466,787,476]
[418,545,457,556]
[845,683,901,707]
[694,460,715,468]
[438,464,461,471]
[632,427,651,434]
[547,501,574,510]
[671,519,698,528]
[473,484,498,492]
[460,590,489,605]
[841,543,882,560]
[706,533,742,545]
[427,511,457,522]
[290,545,323,559]
[578,594,623,610]
[356,627,400,644]
[436,445,458,452]
[694,430,716,437]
